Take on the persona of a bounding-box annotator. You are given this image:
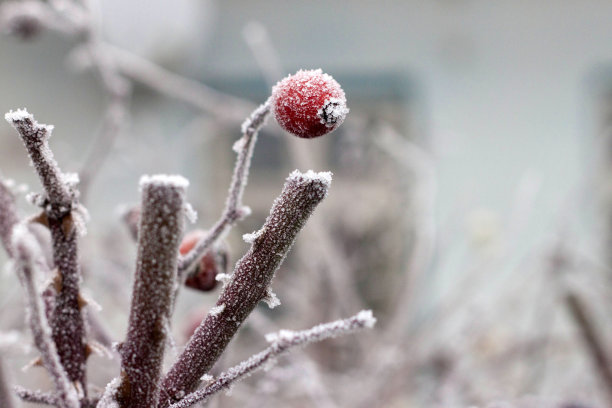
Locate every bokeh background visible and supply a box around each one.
[2,1,612,407]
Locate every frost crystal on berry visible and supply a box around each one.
[271,69,348,139]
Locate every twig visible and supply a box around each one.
[115,175,188,408]
[564,291,612,406]
[5,109,88,393]
[177,100,271,278]
[12,224,79,408]
[159,169,332,406]
[0,179,19,258]
[105,45,255,123]
[0,355,16,408]
[14,386,58,405]
[169,311,376,408]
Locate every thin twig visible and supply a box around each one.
[169,311,376,408]
[0,179,19,258]
[177,100,271,278]
[6,109,88,393]
[105,45,255,123]
[14,386,58,405]
[115,175,188,408]
[12,225,80,408]
[159,169,332,407]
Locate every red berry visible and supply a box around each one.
[179,230,228,292]
[271,69,348,139]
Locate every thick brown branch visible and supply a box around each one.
[115,175,188,408]
[159,169,331,407]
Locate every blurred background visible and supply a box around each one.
[2,0,612,407]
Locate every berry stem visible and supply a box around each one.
[177,100,271,278]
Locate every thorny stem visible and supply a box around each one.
[177,100,271,278]
[0,179,19,258]
[168,311,376,408]
[116,176,188,408]
[5,109,88,394]
[12,226,80,408]
[159,170,332,407]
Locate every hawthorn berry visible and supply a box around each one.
[179,230,228,292]
[271,69,349,139]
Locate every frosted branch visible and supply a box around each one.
[114,175,188,408]
[169,311,375,408]
[0,356,16,408]
[12,225,79,408]
[177,100,271,277]
[159,169,331,406]
[0,179,19,258]
[6,108,88,391]
[14,386,57,405]
[5,109,74,217]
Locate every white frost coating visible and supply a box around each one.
[242,229,262,244]
[209,304,225,317]
[139,174,190,190]
[356,310,377,328]
[5,108,54,134]
[215,273,231,284]
[288,169,332,187]
[317,97,349,128]
[262,289,280,309]
[200,374,214,383]
[5,108,32,123]
[184,202,198,224]
[97,377,121,408]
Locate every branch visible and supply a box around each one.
[0,178,19,258]
[169,311,376,408]
[106,45,255,123]
[564,292,612,406]
[115,175,188,408]
[159,169,332,406]
[6,109,88,392]
[14,386,57,406]
[0,355,16,408]
[11,225,79,408]
[177,100,271,277]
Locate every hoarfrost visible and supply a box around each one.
[139,174,189,190]
[262,288,280,309]
[209,304,225,317]
[184,202,198,223]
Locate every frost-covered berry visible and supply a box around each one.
[271,69,349,139]
[179,230,228,292]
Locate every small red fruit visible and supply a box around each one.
[179,230,228,292]
[271,69,348,139]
